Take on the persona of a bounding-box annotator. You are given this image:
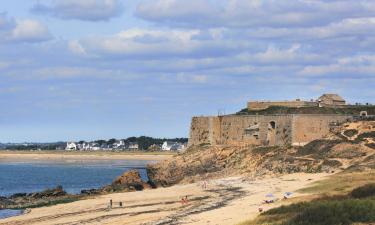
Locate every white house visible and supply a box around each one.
[128,142,139,150]
[65,142,77,151]
[162,141,188,151]
[113,140,126,149]
[162,141,175,151]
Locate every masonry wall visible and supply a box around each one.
[248,101,317,110]
[189,114,353,147]
[291,115,351,146]
[188,115,294,146]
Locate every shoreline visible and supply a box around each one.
[0,150,175,161]
[0,173,331,225]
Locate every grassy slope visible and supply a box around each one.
[238,171,375,225]
[236,105,375,115]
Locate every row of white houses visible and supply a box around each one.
[66,140,186,151]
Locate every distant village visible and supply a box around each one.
[0,136,188,152]
[65,139,187,152]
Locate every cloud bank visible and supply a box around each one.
[31,0,124,21]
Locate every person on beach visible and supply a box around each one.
[181,195,189,205]
[110,199,113,208]
[202,180,207,189]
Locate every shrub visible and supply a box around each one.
[351,183,375,199]
[343,129,358,137]
[285,199,375,225]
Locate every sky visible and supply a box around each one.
[1,0,375,142]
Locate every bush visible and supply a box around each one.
[343,129,358,137]
[285,199,375,225]
[351,183,375,199]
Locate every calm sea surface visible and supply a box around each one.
[0,158,154,219]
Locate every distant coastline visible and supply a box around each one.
[0,150,175,161]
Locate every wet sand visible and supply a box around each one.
[0,173,330,225]
[0,151,174,162]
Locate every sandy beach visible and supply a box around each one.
[0,151,174,162]
[0,173,330,225]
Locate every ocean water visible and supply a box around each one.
[0,158,153,219]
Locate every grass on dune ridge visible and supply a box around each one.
[238,171,375,225]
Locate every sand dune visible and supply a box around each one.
[0,173,329,225]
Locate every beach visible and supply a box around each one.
[0,151,174,162]
[0,173,330,225]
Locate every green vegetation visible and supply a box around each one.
[236,105,375,115]
[9,196,80,210]
[351,184,375,199]
[296,139,344,159]
[1,136,188,151]
[343,129,358,137]
[239,171,375,225]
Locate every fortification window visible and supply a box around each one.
[269,121,276,129]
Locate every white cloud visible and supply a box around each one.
[299,54,375,76]
[32,0,124,21]
[10,20,51,42]
[69,28,226,58]
[136,0,375,28]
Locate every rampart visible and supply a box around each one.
[188,114,351,147]
[248,101,317,110]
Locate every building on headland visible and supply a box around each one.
[247,94,345,110]
[317,94,346,107]
[188,94,371,147]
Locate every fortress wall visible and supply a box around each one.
[291,115,351,146]
[220,116,260,145]
[259,115,294,146]
[188,116,210,146]
[188,114,352,147]
[248,101,317,110]
[189,115,294,146]
[188,116,221,146]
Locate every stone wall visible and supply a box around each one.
[291,115,351,146]
[188,115,294,146]
[248,101,317,110]
[188,114,353,147]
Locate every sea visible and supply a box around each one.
[0,158,153,219]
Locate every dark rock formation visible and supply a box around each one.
[102,170,152,193]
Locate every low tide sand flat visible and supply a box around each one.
[0,173,329,225]
[0,151,174,162]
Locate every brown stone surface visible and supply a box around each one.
[111,170,151,191]
[188,114,350,147]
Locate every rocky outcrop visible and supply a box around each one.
[101,170,152,193]
[1,186,73,209]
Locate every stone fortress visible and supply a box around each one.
[188,94,370,147]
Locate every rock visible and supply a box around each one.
[10,193,27,198]
[110,170,151,191]
[0,196,14,208]
[27,186,67,199]
[81,189,101,195]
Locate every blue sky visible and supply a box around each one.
[1,0,375,142]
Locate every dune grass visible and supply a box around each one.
[238,171,375,225]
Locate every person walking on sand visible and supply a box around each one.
[202,180,207,189]
[109,199,113,208]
